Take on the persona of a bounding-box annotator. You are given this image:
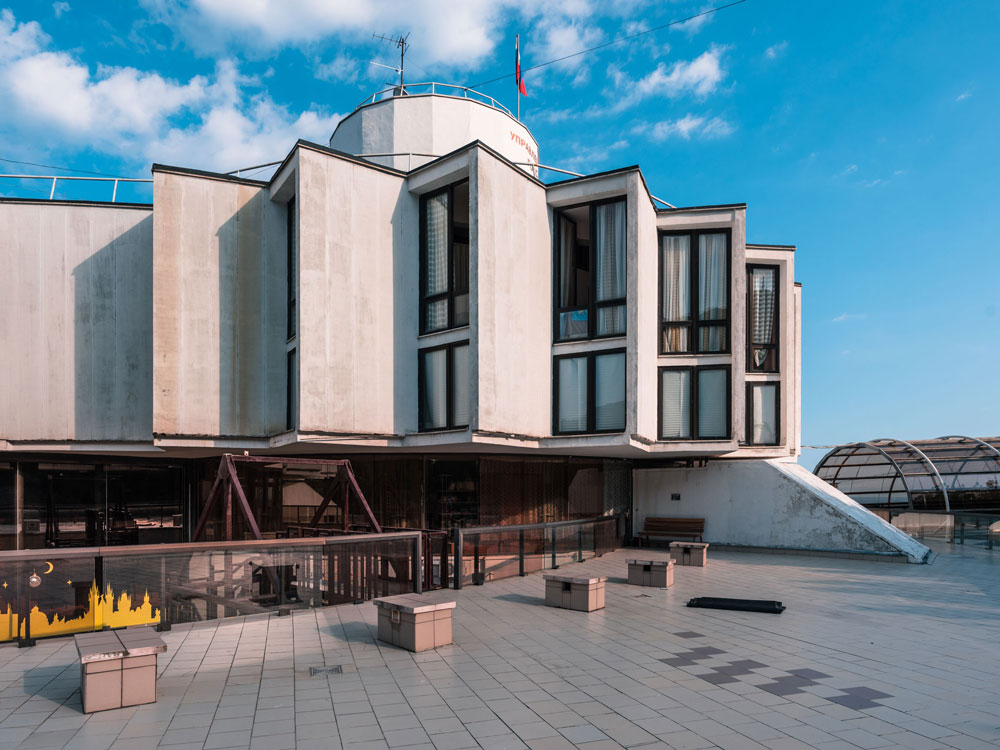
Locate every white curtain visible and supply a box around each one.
[660,370,691,439]
[698,233,727,320]
[751,268,775,344]
[595,201,626,302]
[451,344,470,427]
[423,192,449,330]
[420,348,447,429]
[751,383,777,444]
[594,353,625,431]
[558,357,588,432]
[697,368,727,438]
[661,235,690,322]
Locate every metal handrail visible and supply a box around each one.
[0,174,151,202]
[0,530,421,561]
[354,82,515,119]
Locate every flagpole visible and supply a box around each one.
[516,34,520,121]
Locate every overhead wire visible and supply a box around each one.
[468,0,749,89]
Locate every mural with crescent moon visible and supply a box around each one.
[0,566,160,642]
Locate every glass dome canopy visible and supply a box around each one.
[814,436,1000,511]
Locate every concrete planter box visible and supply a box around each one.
[374,595,455,652]
[670,541,709,566]
[626,558,674,588]
[75,628,166,714]
[542,574,606,612]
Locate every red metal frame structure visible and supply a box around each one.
[192,454,382,542]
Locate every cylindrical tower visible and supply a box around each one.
[330,83,539,175]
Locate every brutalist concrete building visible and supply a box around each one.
[0,84,923,560]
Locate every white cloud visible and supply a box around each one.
[0,10,49,62]
[764,41,787,60]
[611,45,726,112]
[671,8,714,35]
[956,90,971,101]
[832,313,867,323]
[836,164,858,177]
[139,0,512,69]
[315,53,362,85]
[0,10,341,172]
[648,114,734,141]
[52,2,70,18]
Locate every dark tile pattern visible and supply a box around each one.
[673,631,705,639]
[659,645,893,710]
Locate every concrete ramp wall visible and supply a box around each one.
[633,459,931,563]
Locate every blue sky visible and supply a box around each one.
[2,0,998,469]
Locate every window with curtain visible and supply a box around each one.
[747,382,779,445]
[659,230,730,353]
[697,367,728,438]
[419,342,470,431]
[747,265,778,372]
[420,180,469,334]
[660,235,690,353]
[554,349,626,434]
[554,199,626,341]
[658,366,730,440]
[659,369,691,439]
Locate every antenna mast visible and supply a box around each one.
[371,32,410,90]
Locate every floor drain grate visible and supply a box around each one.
[309,665,344,676]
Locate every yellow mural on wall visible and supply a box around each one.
[0,581,160,642]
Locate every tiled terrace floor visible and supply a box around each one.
[1,541,998,750]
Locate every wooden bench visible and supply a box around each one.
[374,594,455,652]
[542,574,606,612]
[636,517,705,545]
[74,628,167,713]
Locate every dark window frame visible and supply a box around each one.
[657,228,732,355]
[657,364,732,441]
[419,180,470,335]
[418,340,470,432]
[286,196,297,341]
[552,347,627,436]
[553,196,628,343]
[746,263,780,373]
[746,381,781,445]
[285,348,297,431]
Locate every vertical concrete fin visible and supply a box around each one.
[768,460,931,563]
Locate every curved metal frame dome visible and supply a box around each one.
[815,436,1000,511]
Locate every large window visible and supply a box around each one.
[419,342,470,431]
[660,230,730,353]
[747,382,779,445]
[286,196,297,340]
[553,349,626,434]
[658,365,730,440]
[286,349,297,430]
[420,181,470,334]
[747,265,778,372]
[555,199,627,341]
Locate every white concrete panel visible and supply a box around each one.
[0,202,153,441]
[633,459,931,562]
[473,148,550,437]
[152,171,284,438]
[296,148,408,435]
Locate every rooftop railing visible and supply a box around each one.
[0,174,152,202]
[354,82,515,119]
[0,532,422,646]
